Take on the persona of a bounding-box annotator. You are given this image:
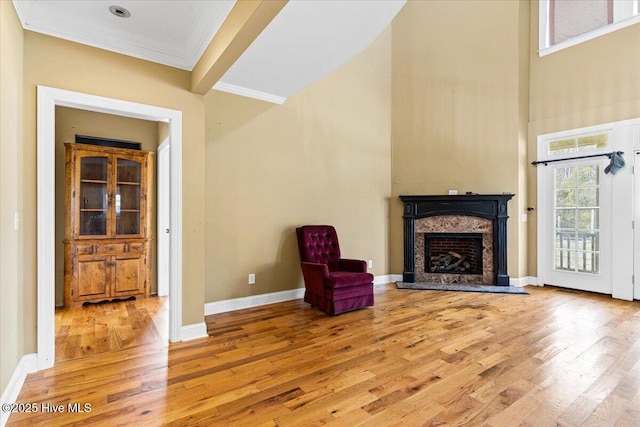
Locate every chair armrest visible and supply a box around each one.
[334,258,367,273]
[300,262,330,294]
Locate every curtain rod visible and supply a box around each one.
[531,151,623,166]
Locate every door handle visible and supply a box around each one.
[165,229,170,233]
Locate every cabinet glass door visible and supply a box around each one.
[116,157,142,235]
[79,156,108,236]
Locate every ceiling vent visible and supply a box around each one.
[108,5,131,18]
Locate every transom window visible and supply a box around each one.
[547,133,609,155]
[540,0,640,56]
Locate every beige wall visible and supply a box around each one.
[390,0,530,278]
[527,0,640,275]
[22,31,206,355]
[54,107,159,306]
[204,28,392,302]
[0,0,25,393]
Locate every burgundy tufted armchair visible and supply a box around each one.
[296,225,374,315]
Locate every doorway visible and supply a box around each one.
[537,120,636,301]
[37,86,183,370]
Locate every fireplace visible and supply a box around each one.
[400,194,514,286]
[425,233,482,275]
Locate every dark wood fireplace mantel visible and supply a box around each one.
[400,194,514,285]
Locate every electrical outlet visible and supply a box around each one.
[522,213,528,222]
[448,190,458,195]
[248,273,255,285]
[367,259,373,269]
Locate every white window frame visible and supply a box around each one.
[539,0,640,57]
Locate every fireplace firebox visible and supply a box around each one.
[425,233,483,275]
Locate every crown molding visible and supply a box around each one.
[212,82,286,104]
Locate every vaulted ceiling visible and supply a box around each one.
[13,0,405,103]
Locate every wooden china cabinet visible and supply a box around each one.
[63,143,154,308]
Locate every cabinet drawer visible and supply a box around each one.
[128,243,146,254]
[95,243,127,254]
[74,244,94,255]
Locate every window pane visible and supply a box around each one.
[577,188,598,207]
[576,252,599,274]
[577,134,608,151]
[556,209,576,229]
[577,209,599,230]
[556,189,575,207]
[543,0,639,51]
[577,231,599,251]
[555,231,575,249]
[552,0,610,45]
[555,167,576,188]
[549,138,576,154]
[555,250,576,271]
[577,165,599,186]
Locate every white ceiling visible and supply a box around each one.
[214,0,406,103]
[12,0,405,103]
[12,0,236,71]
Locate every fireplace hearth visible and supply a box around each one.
[400,194,514,286]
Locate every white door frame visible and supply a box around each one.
[157,138,170,297]
[37,86,183,370]
[635,147,640,300]
[537,119,637,301]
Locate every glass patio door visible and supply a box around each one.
[540,159,612,294]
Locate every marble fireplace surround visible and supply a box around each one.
[399,194,514,286]
[416,216,493,284]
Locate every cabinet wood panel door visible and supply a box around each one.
[75,152,110,238]
[113,255,145,296]
[116,156,145,237]
[74,256,109,300]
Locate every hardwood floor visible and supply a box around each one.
[55,296,168,362]
[8,284,640,426]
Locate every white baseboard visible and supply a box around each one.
[1,354,38,427]
[205,288,306,316]
[181,323,208,341]
[510,276,541,287]
[374,274,402,286]
[205,275,401,315]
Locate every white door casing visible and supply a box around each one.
[157,139,170,297]
[37,86,183,370]
[634,148,640,300]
